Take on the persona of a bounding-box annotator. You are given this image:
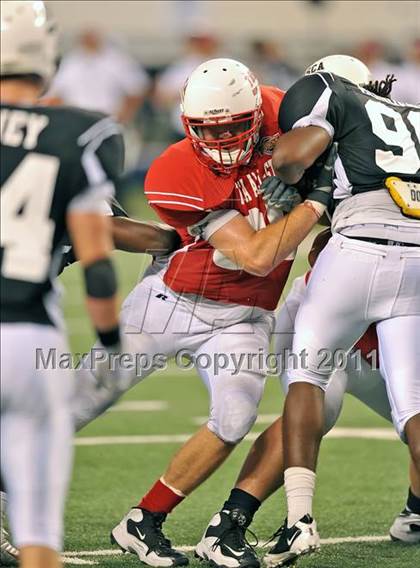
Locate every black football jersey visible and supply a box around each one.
[0,104,124,325]
[278,72,420,197]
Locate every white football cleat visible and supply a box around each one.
[111,507,189,566]
[263,515,320,568]
[195,508,259,568]
[390,508,420,543]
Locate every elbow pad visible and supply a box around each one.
[84,258,117,298]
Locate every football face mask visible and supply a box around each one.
[183,110,262,172]
[181,58,263,174]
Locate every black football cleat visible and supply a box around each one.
[111,507,189,566]
[195,508,259,568]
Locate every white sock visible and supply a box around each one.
[284,467,316,527]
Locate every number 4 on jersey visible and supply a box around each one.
[1,153,59,282]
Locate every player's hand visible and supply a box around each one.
[306,142,338,207]
[260,176,302,212]
[91,337,134,392]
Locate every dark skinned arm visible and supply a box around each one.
[111,217,180,255]
[272,126,332,184]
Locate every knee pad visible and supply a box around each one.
[288,369,330,392]
[322,370,348,433]
[207,390,259,445]
[397,410,420,444]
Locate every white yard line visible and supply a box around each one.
[325,427,397,440]
[62,557,97,565]
[75,434,191,446]
[108,400,169,412]
[63,535,391,564]
[76,427,397,446]
[320,535,389,544]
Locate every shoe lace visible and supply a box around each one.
[261,519,287,548]
[212,518,258,553]
[150,512,174,550]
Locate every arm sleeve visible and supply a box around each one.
[278,73,340,138]
[151,204,206,230]
[145,148,212,230]
[187,209,240,240]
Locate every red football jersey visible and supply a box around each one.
[354,324,379,366]
[145,86,291,310]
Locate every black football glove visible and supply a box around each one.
[306,142,338,207]
[260,176,302,213]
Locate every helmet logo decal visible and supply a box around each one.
[306,61,325,75]
[244,71,259,96]
[258,134,281,155]
[204,108,229,116]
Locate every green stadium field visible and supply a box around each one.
[59,197,420,568]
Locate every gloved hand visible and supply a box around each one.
[306,142,338,207]
[259,176,302,213]
[90,334,134,392]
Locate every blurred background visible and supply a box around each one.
[44,0,420,208]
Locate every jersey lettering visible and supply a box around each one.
[0,109,49,150]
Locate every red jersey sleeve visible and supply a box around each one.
[145,141,207,212]
[151,204,205,230]
[145,139,237,230]
[145,140,208,229]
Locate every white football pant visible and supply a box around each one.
[288,233,420,439]
[273,275,391,432]
[73,273,274,444]
[0,324,74,551]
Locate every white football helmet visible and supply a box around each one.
[0,1,58,85]
[305,54,372,86]
[181,58,263,173]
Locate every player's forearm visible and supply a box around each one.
[243,203,318,275]
[274,163,306,185]
[272,126,331,184]
[85,296,119,332]
[82,257,120,343]
[111,217,180,254]
[67,212,120,345]
[82,258,120,349]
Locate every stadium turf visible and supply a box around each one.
[59,198,420,568]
